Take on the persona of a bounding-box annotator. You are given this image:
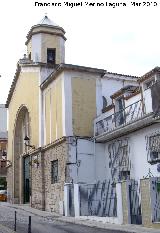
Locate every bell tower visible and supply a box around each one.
[25,15,66,64]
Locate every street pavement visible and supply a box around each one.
[0,202,159,233]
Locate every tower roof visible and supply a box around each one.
[25,15,66,45]
[37,15,59,27]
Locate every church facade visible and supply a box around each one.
[6,16,160,227]
[6,16,106,212]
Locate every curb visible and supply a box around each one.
[1,203,160,233]
[56,217,160,233]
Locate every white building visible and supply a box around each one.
[65,67,160,228]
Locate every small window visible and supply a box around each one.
[1,161,6,168]
[102,96,108,109]
[51,160,58,184]
[47,49,56,64]
[119,171,130,181]
[148,134,160,164]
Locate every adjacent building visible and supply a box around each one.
[0,105,7,189]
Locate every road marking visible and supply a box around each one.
[0,223,15,233]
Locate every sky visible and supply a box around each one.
[0,0,160,103]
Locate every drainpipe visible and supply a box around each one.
[94,136,97,183]
[30,155,32,207]
[41,149,45,211]
[75,138,78,183]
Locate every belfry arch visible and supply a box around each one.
[13,105,30,204]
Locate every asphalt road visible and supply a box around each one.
[0,203,130,233]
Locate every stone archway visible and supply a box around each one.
[13,106,30,203]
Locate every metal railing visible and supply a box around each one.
[95,99,144,136]
[79,181,117,217]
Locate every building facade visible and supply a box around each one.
[6,16,160,227]
[6,16,106,212]
[0,105,7,190]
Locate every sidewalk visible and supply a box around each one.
[3,202,160,233]
[0,223,15,233]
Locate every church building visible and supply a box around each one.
[6,15,106,212]
[6,16,160,227]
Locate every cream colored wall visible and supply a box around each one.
[41,34,65,64]
[8,69,39,161]
[71,76,96,136]
[44,75,63,145]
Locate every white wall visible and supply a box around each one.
[101,78,123,106]
[77,139,95,183]
[129,124,160,180]
[125,93,141,108]
[101,75,138,108]
[97,124,160,183]
[143,88,153,114]
[68,137,109,184]
[32,34,41,62]
[63,72,73,137]
[95,143,107,181]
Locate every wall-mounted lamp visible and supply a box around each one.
[66,160,81,167]
[24,136,35,149]
[6,160,12,167]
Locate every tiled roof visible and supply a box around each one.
[138,66,160,82]
[106,71,139,79]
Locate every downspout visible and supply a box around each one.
[75,137,78,183]
[41,149,45,210]
[93,126,97,183]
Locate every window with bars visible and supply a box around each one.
[148,134,160,164]
[51,160,58,184]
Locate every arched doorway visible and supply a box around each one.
[13,106,30,204]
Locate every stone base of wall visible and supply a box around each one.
[44,139,68,214]
[121,181,130,224]
[31,138,68,214]
[7,138,69,214]
[141,178,160,229]
[140,179,152,227]
[31,151,44,210]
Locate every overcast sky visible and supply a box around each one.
[0,0,160,103]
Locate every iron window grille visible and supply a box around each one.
[147,134,160,164]
[51,160,58,184]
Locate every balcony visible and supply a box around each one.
[95,99,144,134]
[94,97,156,142]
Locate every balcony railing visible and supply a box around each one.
[95,99,144,136]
